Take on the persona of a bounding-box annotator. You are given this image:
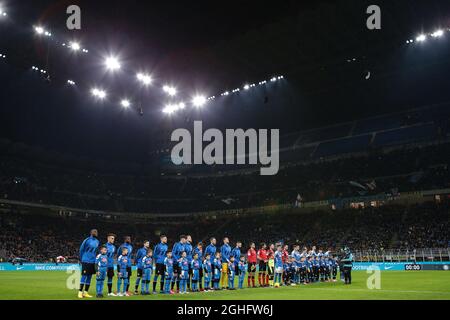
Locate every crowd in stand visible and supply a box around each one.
[1,142,450,213]
[1,201,448,263]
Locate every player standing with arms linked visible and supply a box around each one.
[105,233,116,296]
[257,243,268,287]
[95,245,108,298]
[134,240,150,294]
[78,229,100,298]
[117,236,133,294]
[185,235,194,291]
[172,235,187,292]
[153,234,168,294]
[220,237,231,289]
[247,242,257,288]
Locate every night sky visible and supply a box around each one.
[1,0,450,163]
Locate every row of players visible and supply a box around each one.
[78,230,352,298]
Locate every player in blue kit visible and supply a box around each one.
[134,240,150,294]
[319,255,326,282]
[238,256,247,289]
[185,235,194,291]
[312,256,320,282]
[191,252,201,292]
[291,245,301,284]
[105,233,116,296]
[212,252,222,290]
[78,229,100,299]
[172,235,186,293]
[273,245,283,287]
[298,257,307,285]
[204,238,217,289]
[203,253,213,291]
[141,249,153,295]
[117,236,133,294]
[220,237,231,289]
[193,242,204,291]
[163,251,174,294]
[331,256,339,282]
[228,256,236,290]
[117,247,130,296]
[153,235,168,294]
[307,256,314,283]
[95,245,108,298]
[179,251,190,294]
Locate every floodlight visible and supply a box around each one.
[92,88,106,99]
[163,85,177,96]
[431,30,444,38]
[70,42,81,51]
[137,73,152,86]
[35,26,44,34]
[67,80,76,85]
[121,99,131,108]
[192,95,207,108]
[243,84,250,90]
[416,34,427,42]
[105,56,121,70]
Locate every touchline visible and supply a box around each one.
[170,121,280,176]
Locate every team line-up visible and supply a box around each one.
[78,230,354,298]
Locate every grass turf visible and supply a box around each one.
[0,271,449,300]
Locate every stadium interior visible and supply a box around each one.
[0,0,449,302]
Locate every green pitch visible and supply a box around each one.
[0,271,449,300]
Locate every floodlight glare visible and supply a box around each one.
[92,88,106,99]
[192,95,207,108]
[121,99,131,108]
[163,104,177,114]
[243,84,250,90]
[163,85,177,96]
[35,26,44,34]
[431,30,444,38]
[70,42,81,51]
[67,80,76,85]
[105,56,121,70]
[137,73,152,86]
[416,34,427,42]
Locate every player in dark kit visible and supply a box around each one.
[341,247,354,284]
[117,236,133,294]
[257,243,268,287]
[78,229,100,299]
[153,234,168,294]
[247,242,257,288]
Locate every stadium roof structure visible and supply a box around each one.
[1,0,450,162]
